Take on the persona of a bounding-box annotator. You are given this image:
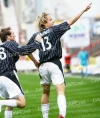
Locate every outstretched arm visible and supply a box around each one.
[67,2,92,26]
[5,41,39,55]
[28,54,39,68]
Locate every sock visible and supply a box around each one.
[81,70,84,77]
[41,103,50,118]
[85,68,88,76]
[4,111,12,118]
[57,95,66,117]
[0,100,17,107]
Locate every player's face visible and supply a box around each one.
[8,30,16,41]
[81,47,85,51]
[44,15,54,28]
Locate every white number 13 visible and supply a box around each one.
[41,36,51,51]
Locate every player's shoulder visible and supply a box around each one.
[28,32,39,45]
[78,51,82,56]
[78,51,81,54]
[8,40,18,45]
[2,40,18,47]
[32,32,39,38]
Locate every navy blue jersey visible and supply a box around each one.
[28,22,70,63]
[0,40,39,74]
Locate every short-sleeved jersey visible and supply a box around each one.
[78,51,89,66]
[0,40,39,74]
[28,22,70,64]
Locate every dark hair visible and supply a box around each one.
[0,27,11,42]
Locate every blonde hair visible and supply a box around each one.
[36,12,49,31]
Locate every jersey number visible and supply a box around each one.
[0,47,6,60]
[41,36,51,51]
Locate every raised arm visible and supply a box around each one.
[67,2,92,26]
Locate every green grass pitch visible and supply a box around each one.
[0,73,100,118]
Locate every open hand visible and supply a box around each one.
[34,61,40,68]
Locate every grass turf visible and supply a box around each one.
[0,73,100,118]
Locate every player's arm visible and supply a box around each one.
[6,41,39,55]
[27,33,42,44]
[77,53,81,65]
[28,54,39,68]
[67,2,92,26]
[87,52,89,61]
